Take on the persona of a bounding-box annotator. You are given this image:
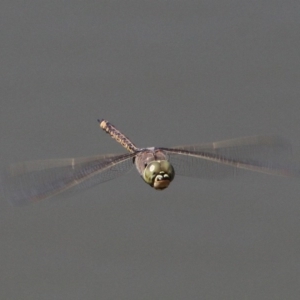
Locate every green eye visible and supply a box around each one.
[143,160,175,189]
[144,162,160,182]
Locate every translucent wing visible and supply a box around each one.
[1,152,136,205]
[161,136,299,179]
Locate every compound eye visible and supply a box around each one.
[142,161,175,188]
[143,162,161,184]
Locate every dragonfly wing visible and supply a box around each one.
[173,136,292,161]
[162,136,299,179]
[1,153,135,205]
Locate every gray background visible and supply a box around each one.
[1,1,300,299]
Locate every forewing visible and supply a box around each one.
[1,153,135,205]
[162,136,299,179]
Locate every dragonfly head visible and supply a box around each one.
[143,160,175,190]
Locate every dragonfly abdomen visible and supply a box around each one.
[99,119,138,153]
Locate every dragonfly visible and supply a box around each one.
[1,119,299,205]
